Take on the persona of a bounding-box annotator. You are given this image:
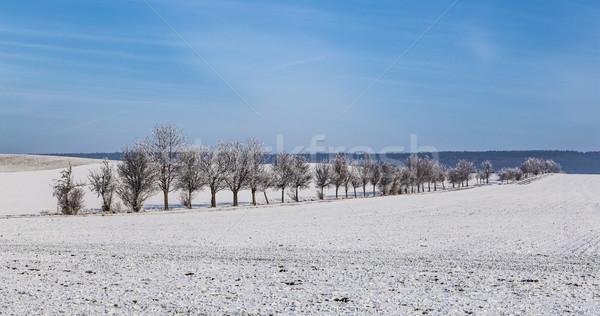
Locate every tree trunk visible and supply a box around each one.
[210,188,217,208]
[362,185,366,198]
[353,187,357,198]
[263,191,269,204]
[251,189,257,206]
[372,184,376,197]
[345,187,348,199]
[320,187,324,200]
[281,188,285,203]
[428,183,431,192]
[187,189,193,208]
[335,186,339,199]
[163,190,169,210]
[295,187,299,202]
[233,190,239,206]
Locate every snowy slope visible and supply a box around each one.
[0,173,599,314]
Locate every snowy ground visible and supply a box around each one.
[1,158,599,313]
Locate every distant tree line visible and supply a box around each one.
[44,150,600,174]
[51,123,562,215]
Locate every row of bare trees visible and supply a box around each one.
[52,123,562,215]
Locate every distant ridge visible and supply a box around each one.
[41,150,600,174]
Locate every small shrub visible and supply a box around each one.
[52,165,86,215]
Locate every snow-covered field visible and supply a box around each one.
[1,157,599,314]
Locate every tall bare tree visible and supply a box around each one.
[88,159,116,213]
[245,139,266,206]
[330,154,349,199]
[314,160,331,200]
[369,162,381,197]
[481,160,493,184]
[143,122,186,210]
[272,152,294,203]
[175,146,206,209]
[289,155,312,202]
[197,145,228,208]
[258,165,276,204]
[220,140,252,207]
[350,161,362,198]
[358,154,372,197]
[117,145,157,212]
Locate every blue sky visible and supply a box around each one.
[1,0,599,153]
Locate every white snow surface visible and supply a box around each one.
[1,159,600,313]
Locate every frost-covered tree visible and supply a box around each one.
[272,151,294,203]
[369,162,382,197]
[245,139,267,206]
[456,160,476,187]
[397,166,412,194]
[53,165,85,215]
[314,160,331,200]
[350,161,362,198]
[258,165,276,204]
[358,154,372,197]
[420,157,434,192]
[88,159,116,213]
[330,154,349,199]
[378,163,395,195]
[289,155,312,202]
[432,162,446,190]
[521,158,545,177]
[175,146,205,209]
[142,122,186,210]
[197,145,228,208]
[220,140,252,207]
[481,160,493,184]
[406,156,420,193]
[447,167,461,188]
[117,145,157,212]
[543,159,561,174]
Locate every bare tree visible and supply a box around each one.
[314,160,331,200]
[378,163,394,195]
[175,146,205,209]
[258,165,276,204]
[358,154,372,197]
[330,154,349,199]
[272,151,294,203]
[289,155,312,202]
[246,139,266,206]
[420,157,433,192]
[53,165,85,215]
[456,160,475,187]
[88,159,116,213]
[220,140,252,207]
[350,161,362,198]
[481,160,493,184]
[544,160,561,173]
[432,162,446,190]
[117,145,157,212]
[197,145,228,208]
[143,122,186,210]
[369,162,382,197]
